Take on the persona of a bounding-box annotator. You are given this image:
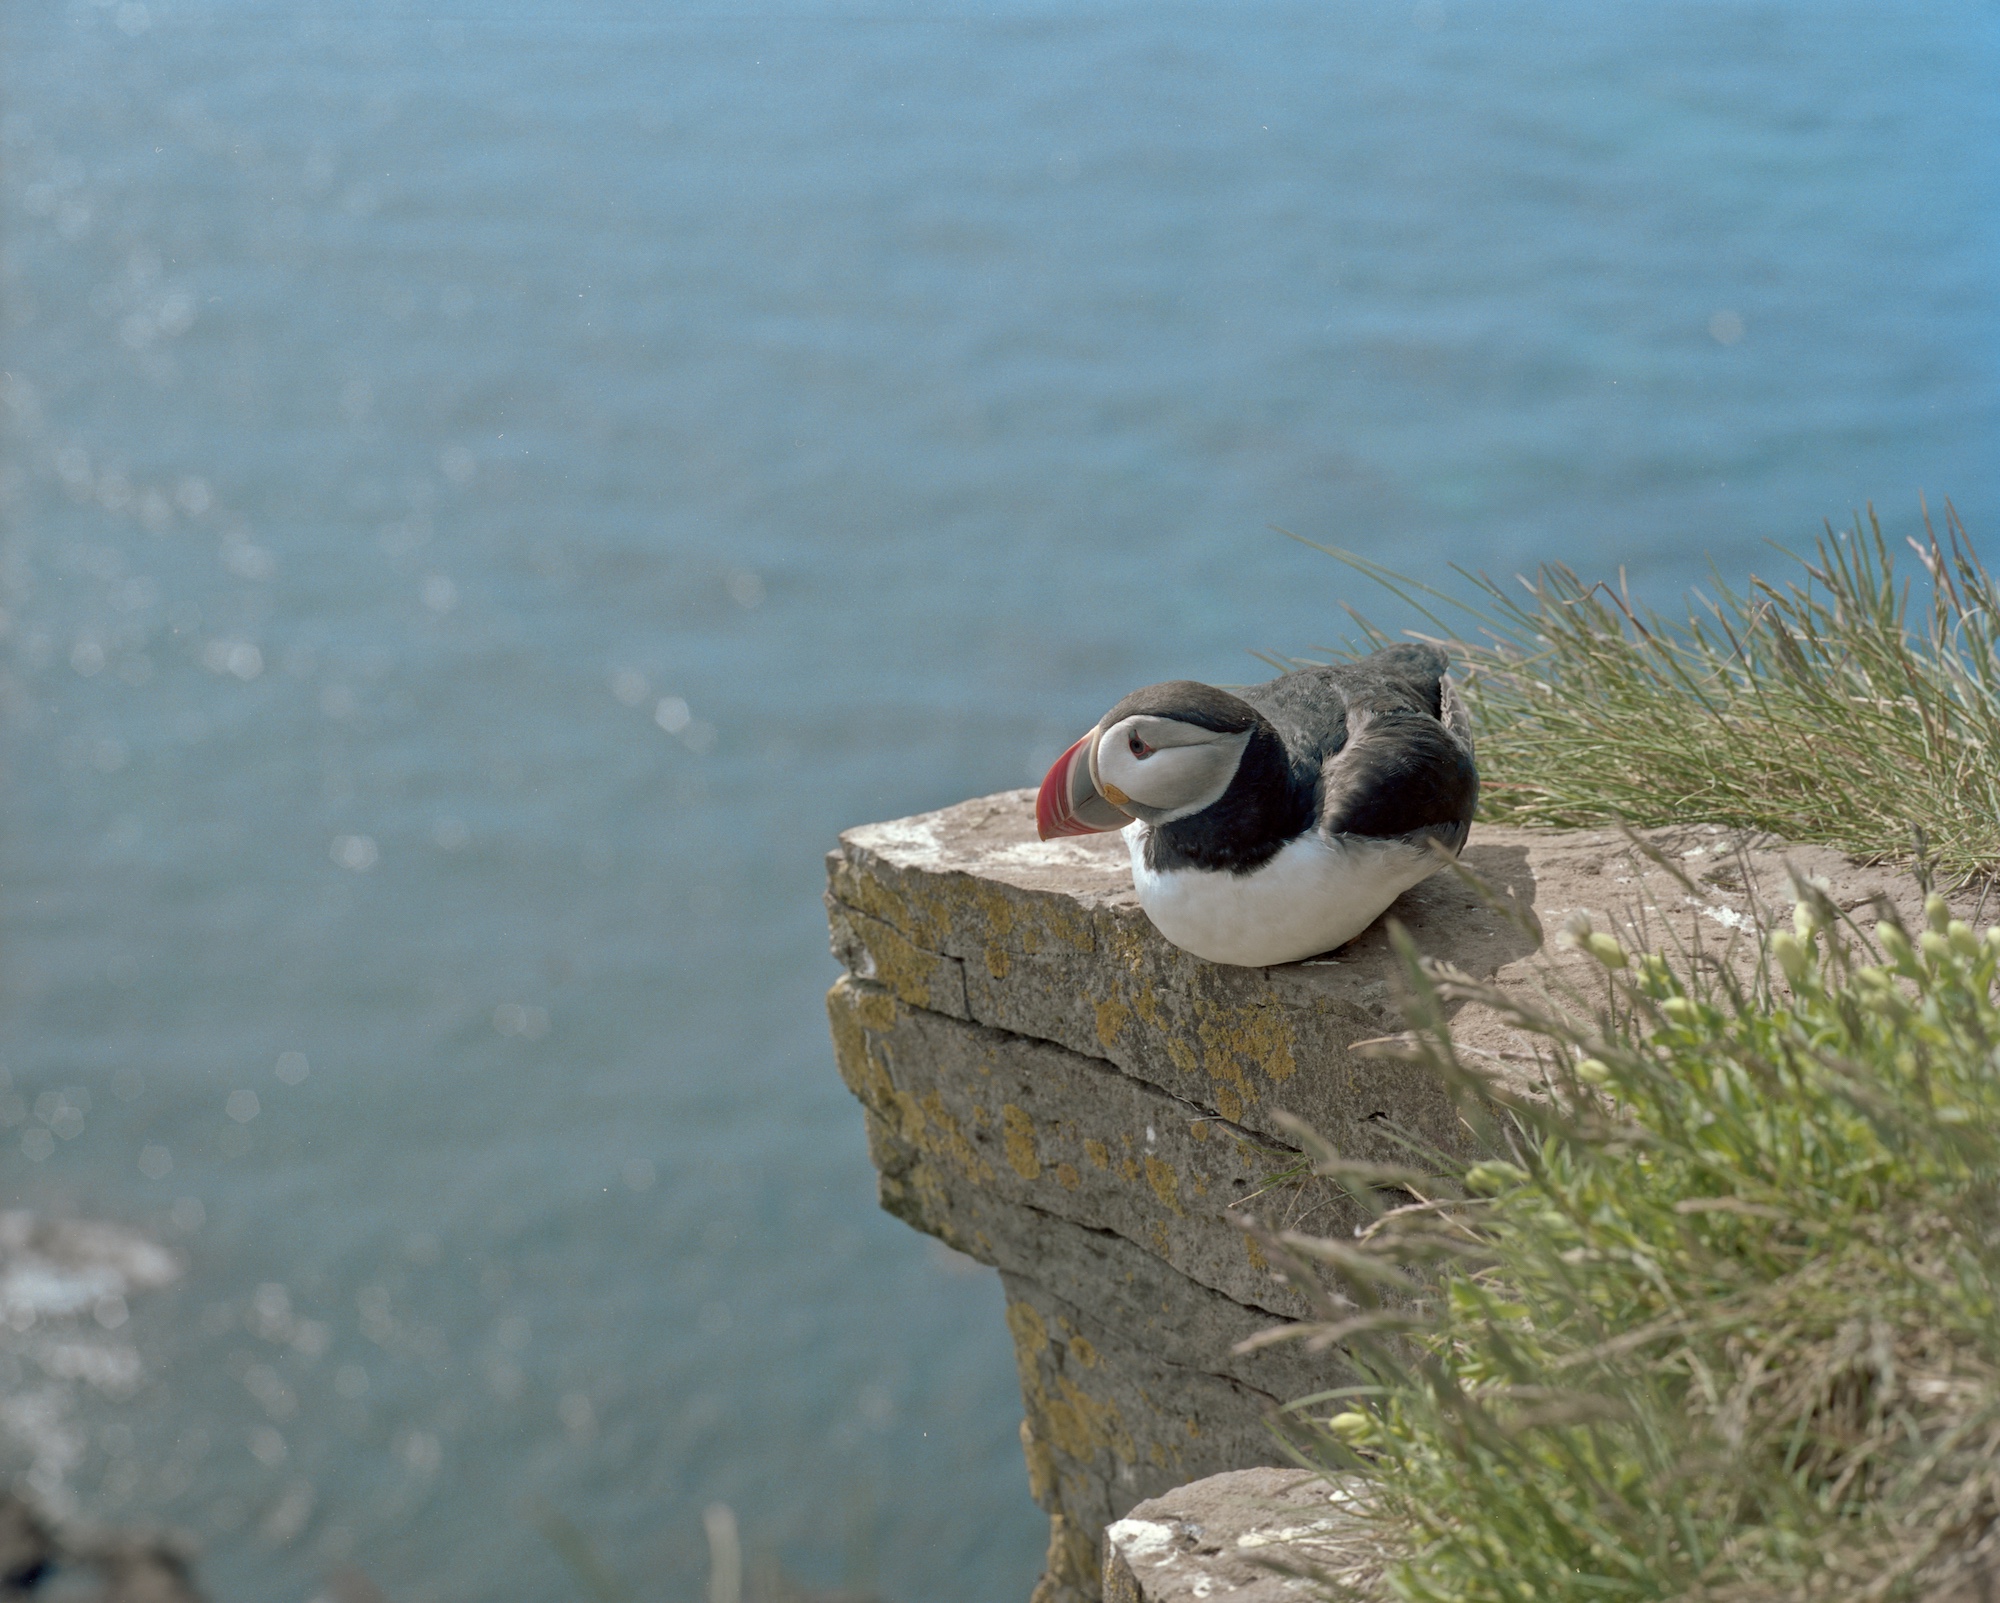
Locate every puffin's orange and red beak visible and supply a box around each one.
[1035,733,1130,839]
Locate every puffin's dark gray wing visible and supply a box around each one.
[1233,663,1352,768]
[1323,644,1477,847]
[1322,642,1455,720]
[1241,644,1478,850]
[1321,713,1477,847]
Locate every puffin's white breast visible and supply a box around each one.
[1124,823,1443,967]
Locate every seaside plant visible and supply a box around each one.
[1246,879,2000,1601]
[1293,503,2000,884]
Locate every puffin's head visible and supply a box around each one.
[1035,681,1261,840]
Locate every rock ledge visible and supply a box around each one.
[825,790,1953,1602]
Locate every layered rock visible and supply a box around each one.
[825,789,1951,1602]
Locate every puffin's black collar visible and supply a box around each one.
[1143,719,1313,875]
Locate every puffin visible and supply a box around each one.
[1035,643,1477,967]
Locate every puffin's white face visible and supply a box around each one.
[1091,715,1251,825]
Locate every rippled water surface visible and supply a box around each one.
[1,3,1993,1599]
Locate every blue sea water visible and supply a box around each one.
[0,2,1993,1599]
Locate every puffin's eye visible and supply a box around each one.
[1128,734,1152,759]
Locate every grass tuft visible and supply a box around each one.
[1250,886,2000,1601]
[1294,503,2000,884]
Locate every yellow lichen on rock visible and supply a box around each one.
[832,856,949,953]
[1019,1417,1056,1505]
[918,1090,997,1185]
[1093,996,1130,1052]
[849,911,949,1012]
[1125,975,1166,1030]
[1009,1301,1138,1470]
[1002,1103,1043,1181]
[1040,896,1098,955]
[825,979,896,1109]
[1008,1296,1050,1359]
[1102,918,1150,973]
[904,1154,954,1234]
[1193,998,1298,1114]
[1034,1513,1099,1603]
